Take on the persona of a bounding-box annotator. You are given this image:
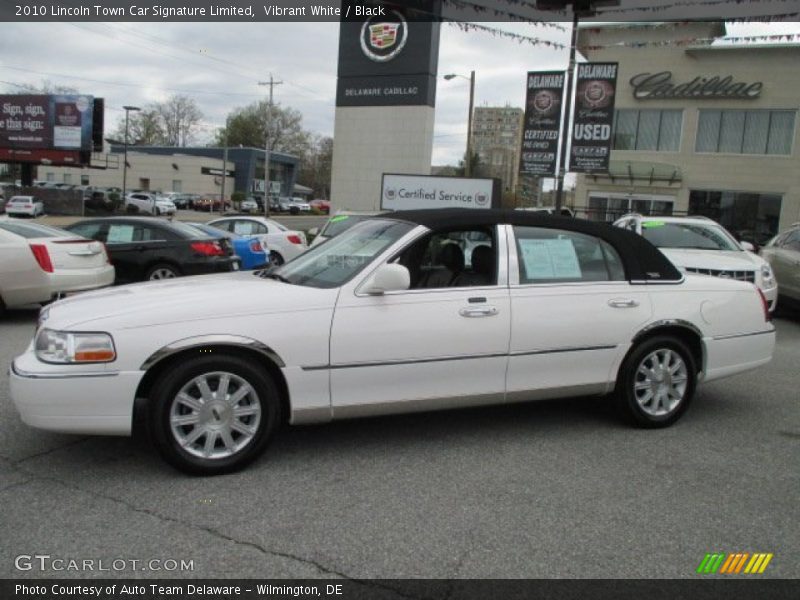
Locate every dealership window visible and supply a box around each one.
[696,110,796,155]
[587,193,675,223]
[80,175,90,185]
[46,172,55,182]
[172,180,182,192]
[689,190,782,245]
[612,109,682,151]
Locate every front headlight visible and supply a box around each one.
[35,329,116,364]
[761,263,775,287]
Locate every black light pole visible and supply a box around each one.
[121,105,140,200]
[536,0,619,211]
[554,10,579,212]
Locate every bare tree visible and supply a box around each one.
[298,135,333,198]
[156,94,203,147]
[111,109,165,146]
[11,79,79,94]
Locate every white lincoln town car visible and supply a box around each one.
[10,209,775,474]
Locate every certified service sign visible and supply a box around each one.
[360,11,408,62]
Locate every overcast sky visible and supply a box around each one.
[1,19,798,166]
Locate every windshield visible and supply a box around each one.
[641,222,740,251]
[320,214,370,239]
[274,219,414,288]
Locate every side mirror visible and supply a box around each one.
[740,241,755,252]
[361,264,410,295]
[308,227,319,237]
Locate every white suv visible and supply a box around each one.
[124,192,176,216]
[614,214,778,311]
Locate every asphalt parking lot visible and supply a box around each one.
[0,311,798,580]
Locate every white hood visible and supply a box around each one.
[659,248,764,272]
[42,271,337,330]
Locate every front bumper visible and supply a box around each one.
[9,350,143,436]
[761,284,778,312]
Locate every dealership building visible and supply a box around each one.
[574,22,800,243]
[41,145,300,199]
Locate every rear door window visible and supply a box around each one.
[513,226,626,283]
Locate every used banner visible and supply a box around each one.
[569,62,618,173]
[519,71,564,177]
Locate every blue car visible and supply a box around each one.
[187,222,269,270]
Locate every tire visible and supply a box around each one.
[154,207,161,216]
[269,251,284,266]
[615,335,697,428]
[145,263,181,280]
[149,354,281,475]
[289,206,299,215]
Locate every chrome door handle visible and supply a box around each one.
[608,299,639,308]
[459,306,498,318]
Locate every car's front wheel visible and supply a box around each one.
[269,251,284,266]
[615,335,697,428]
[149,355,281,474]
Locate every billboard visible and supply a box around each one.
[336,1,441,107]
[569,63,618,173]
[381,174,499,211]
[519,71,564,177]
[0,94,97,166]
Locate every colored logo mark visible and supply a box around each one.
[696,552,773,574]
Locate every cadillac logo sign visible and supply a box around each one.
[360,11,408,62]
[577,80,614,109]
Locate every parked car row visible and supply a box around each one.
[0,212,313,313]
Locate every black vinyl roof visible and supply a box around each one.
[382,208,682,282]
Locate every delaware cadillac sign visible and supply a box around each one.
[336,1,440,107]
[630,71,763,99]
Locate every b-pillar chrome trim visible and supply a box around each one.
[140,335,286,370]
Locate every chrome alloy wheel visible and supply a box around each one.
[169,371,262,459]
[149,267,177,280]
[633,349,688,417]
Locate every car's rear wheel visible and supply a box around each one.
[146,263,180,280]
[615,335,696,428]
[269,251,284,266]
[149,355,281,474]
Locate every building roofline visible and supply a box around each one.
[107,144,298,160]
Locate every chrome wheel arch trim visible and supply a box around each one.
[631,319,706,375]
[140,335,286,371]
[633,319,703,341]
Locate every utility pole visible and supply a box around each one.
[466,70,475,177]
[220,126,228,210]
[258,75,283,218]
